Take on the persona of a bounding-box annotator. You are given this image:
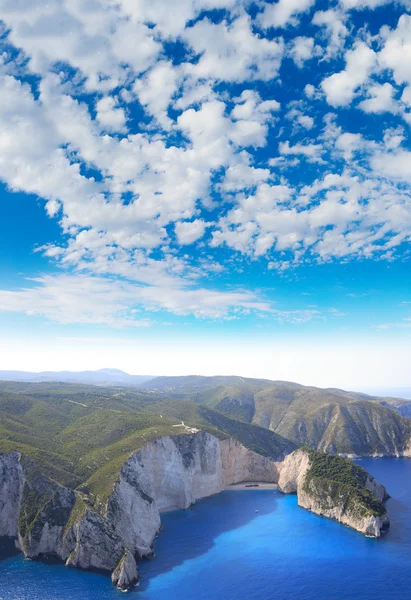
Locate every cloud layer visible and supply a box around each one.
[0,0,410,325]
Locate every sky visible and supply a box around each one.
[0,0,410,390]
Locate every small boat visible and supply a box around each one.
[255,509,259,513]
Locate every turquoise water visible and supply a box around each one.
[1,458,410,600]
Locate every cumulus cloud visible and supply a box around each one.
[259,0,316,29]
[358,83,398,114]
[289,37,317,67]
[279,140,323,160]
[182,15,284,82]
[321,42,377,106]
[175,220,208,245]
[96,96,127,132]
[312,9,348,58]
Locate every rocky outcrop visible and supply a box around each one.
[298,479,389,537]
[277,449,389,537]
[111,549,139,590]
[0,452,23,539]
[276,448,310,493]
[18,472,75,559]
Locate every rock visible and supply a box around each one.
[276,448,310,493]
[0,452,23,538]
[111,549,139,590]
[17,474,75,559]
[298,479,390,537]
[276,448,390,537]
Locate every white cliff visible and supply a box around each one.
[0,452,23,539]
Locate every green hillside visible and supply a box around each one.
[143,376,411,456]
[0,381,294,505]
[1,375,411,512]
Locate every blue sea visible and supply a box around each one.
[1,458,410,600]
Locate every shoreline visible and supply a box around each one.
[225,482,278,491]
[159,482,278,513]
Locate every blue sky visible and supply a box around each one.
[0,0,410,388]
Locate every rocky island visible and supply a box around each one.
[0,432,389,590]
[277,448,389,537]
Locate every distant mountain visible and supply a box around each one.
[0,368,153,387]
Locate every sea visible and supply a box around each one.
[0,458,410,600]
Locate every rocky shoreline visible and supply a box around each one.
[0,433,390,590]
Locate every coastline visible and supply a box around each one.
[159,482,278,513]
[225,482,278,491]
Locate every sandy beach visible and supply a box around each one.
[225,482,278,490]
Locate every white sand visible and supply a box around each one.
[225,482,278,490]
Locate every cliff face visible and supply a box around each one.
[0,452,23,539]
[0,432,278,589]
[277,449,389,537]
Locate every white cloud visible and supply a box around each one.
[358,83,398,114]
[0,0,161,91]
[378,15,411,87]
[259,0,316,29]
[298,115,315,129]
[321,42,377,107]
[335,132,363,160]
[312,9,348,58]
[279,140,323,160]
[175,219,208,245]
[0,274,273,323]
[0,0,411,328]
[182,15,284,82]
[289,37,317,68]
[371,149,411,184]
[115,0,237,38]
[134,61,179,127]
[96,96,127,132]
[341,0,411,9]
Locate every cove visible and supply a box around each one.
[0,458,410,600]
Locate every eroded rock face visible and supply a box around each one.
[18,476,75,559]
[221,437,279,485]
[0,452,23,539]
[276,449,310,493]
[111,549,139,590]
[0,432,279,588]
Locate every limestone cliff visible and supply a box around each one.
[277,449,389,537]
[0,452,23,539]
[0,432,278,589]
[111,549,139,590]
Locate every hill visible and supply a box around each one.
[0,381,294,505]
[142,376,411,456]
[1,373,411,503]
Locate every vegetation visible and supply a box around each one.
[0,375,405,528]
[0,381,294,517]
[144,376,411,457]
[303,449,387,517]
